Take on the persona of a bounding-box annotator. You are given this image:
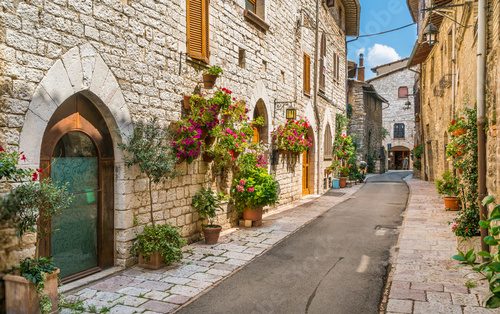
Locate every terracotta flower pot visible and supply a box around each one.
[444,196,460,211]
[183,95,191,110]
[138,252,164,270]
[203,225,222,245]
[339,177,348,188]
[203,73,218,89]
[243,207,263,222]
[452,128,466,137]
[4,268,60,314]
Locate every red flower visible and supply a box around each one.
[37,168,43,173]
[0,146,4,152]
[31,172,38,181]
[20,154,26,161]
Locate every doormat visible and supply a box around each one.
[326,191,345,197]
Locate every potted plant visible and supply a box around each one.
[231,153,279,223]
[203,65,223,89]
[272,118,312,154]
[435,170,460,210]
[0,148,72,314]
[120,118,182,269]
[131,224,185,269]
[192,188,223,244]
[339,166,350,188]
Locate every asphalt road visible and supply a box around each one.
[178,171,411,314]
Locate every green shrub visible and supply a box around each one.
[435,171,460,197]
[452,196,500,308]
[131,224,185,264]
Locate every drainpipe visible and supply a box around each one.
[477,0,488,254]
[312,0,321,194]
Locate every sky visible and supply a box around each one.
[347,0,418,80]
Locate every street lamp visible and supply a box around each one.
[423,22,438,47]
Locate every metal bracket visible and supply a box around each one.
[273,99,296,119]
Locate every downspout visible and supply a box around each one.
[477,0,488,254]
[312,0,321,194]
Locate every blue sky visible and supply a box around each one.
[347,0,417,79]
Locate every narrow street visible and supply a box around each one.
[178,171,411,314]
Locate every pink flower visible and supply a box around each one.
[239,179,246,185]
[247,187,255,193]
[20,154,26,161]
[31,172,38,181]
[236,185,244,192]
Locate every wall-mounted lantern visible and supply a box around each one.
[286,108,297,120]
[423,22,438,47]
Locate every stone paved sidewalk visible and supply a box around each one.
[61,183,364,314]
[386,177,496,314]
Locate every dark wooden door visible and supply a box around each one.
[39,94,114,282]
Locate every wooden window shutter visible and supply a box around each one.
[187,0,209,63]
[303,53,311,95]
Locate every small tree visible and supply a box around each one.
[119,118,177,225]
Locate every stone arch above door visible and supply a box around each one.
[19,43,133,169]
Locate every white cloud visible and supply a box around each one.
[355,47,366,57]
[365,44,401,69]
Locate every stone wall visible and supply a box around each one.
[347,80,384,172]
[0,0,349,272]
[418,0,498,201]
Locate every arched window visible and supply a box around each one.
[252,100,268,144]
[394,123,405,138]
[319,33,327,92]
[398,86,409,98]
[324,124,333,160]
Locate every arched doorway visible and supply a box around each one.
[302,128,315,195]
[252,99,269,144]
[38,94,115,282]
[390,146,411,170]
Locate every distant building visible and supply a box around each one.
[367,58,417,170]
[347,54,387,173]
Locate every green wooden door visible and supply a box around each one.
[50,132,99,279]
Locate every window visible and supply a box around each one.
[394,123,405,139]
[238,48,246,68]
[332,52,340,83]
[186,0,209,63]
[303,53,311,96]
[245,0,265,19]
[398,86,409,98]
[319,34,326,92]
[324,125,333,160]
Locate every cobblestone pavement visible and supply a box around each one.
[386,177,497,314]
[61,183,364,313]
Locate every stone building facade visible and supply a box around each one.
[368,58,417,170]
[407,0,499,200]
[347,54,387,173]
[0,0,360,285]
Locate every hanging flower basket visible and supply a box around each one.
[272,118,312,154]
[203,74,218,89]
